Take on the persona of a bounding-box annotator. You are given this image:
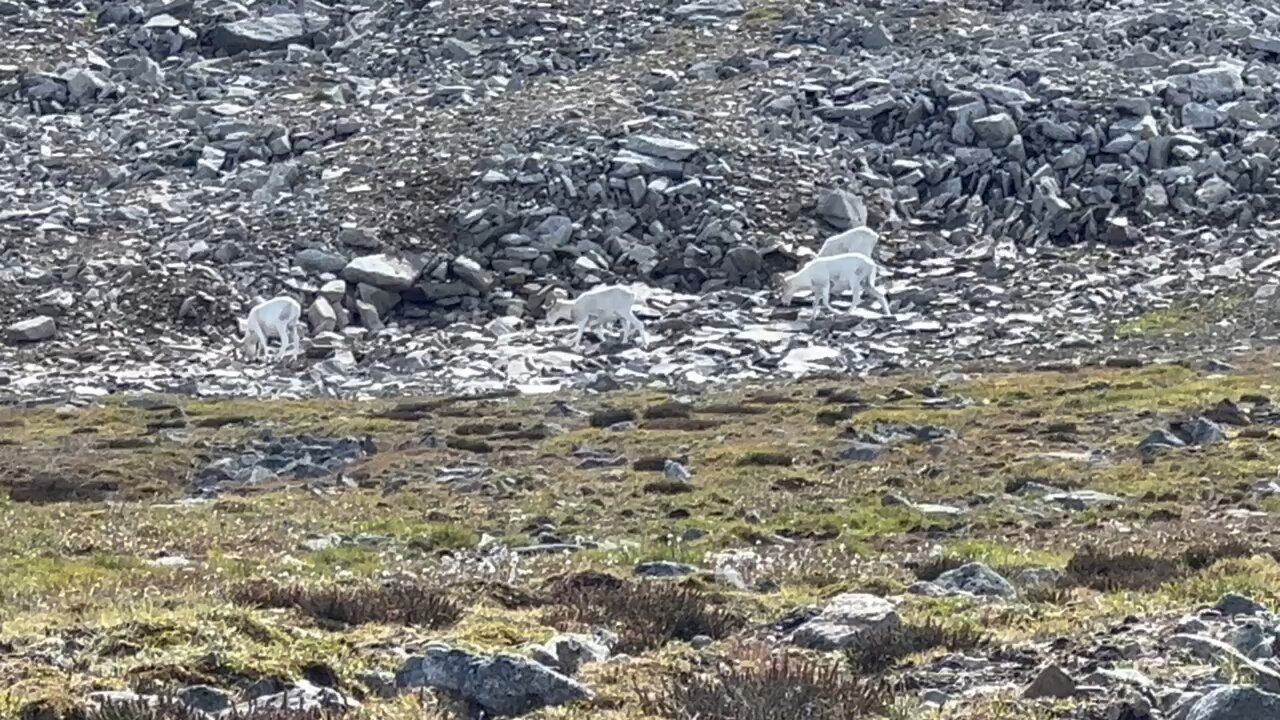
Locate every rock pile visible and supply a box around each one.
[192,432,373,494]
[3,0,1280,395]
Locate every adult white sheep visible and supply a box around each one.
[544,284,647,348]
[238,295,303,362]
[776,252,890,316]
[817,225,878,258]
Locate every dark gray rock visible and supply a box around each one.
[1215,592,1267,617]
[176,685,230,713]
[296,248,349,275]
[934,562,1015,597]
[633,561,698,578]
[1185,686,1280,720]
[208,14,330,54]
[816,188,866,229]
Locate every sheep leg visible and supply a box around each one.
[818,282,832,313]
[279,321,292,358]
[867,282,891,314]
[847,283,864,312]
[626,310,647,347]
[268,321,285,361]
[251,322,270,362]
[571,318,587,347]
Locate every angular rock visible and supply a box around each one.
[934,562,1015,597]
[971,113,1018,147]
[786,593,901,650]
[296,249,348,275]
[307,298,337,333]
[1185,686,1280,720]
[1215,592,1267,617]
[395,643,592,717]
[341,254,418,290]
[5,316,56,343]
[816,188,866,230]
[1023,663,1076,699]
[529,632,613,676]
[208,14,330,54]
[623,135,700,161]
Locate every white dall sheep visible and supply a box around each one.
[818,225,878,258]
[545,285,647,348]
[777,252,890,316]
[239,296,303,362]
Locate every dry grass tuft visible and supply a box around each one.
[230,579,462,628]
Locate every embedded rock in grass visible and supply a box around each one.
[176,685,231,713]
[1185,686,1280,720]
[396,642,592,717]
[1215,592,1267,617]
[1172,416,1227,446]
[633,561,699,578]
[227,681,359,715]
[934,562,1015,597]
[1043,490,1123,511]
[529,632,614,676]
[786,593,901,650]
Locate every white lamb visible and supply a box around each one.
[544,284,647,348]
[238,295,303,362]
[818,225,878,258]
[777,252,891,316]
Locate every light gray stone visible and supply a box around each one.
[396,643,591,716]
[208,13,330,54]
[341,254,418,290]
[786,593,901,650]
[5,316,56,343]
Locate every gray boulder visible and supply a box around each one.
[934,562,1015,597]
[176,685,231,714]
[816,188,866,229]
[971,113,1018,147]
[1185,686,1280,720]
[208,14,330,54]
[341,254,418,290]
[529,632,614,676]
[623,135,700,161]
[786,593,901,650]
[223,682,358,716]
[296,248,348,275]
[395,643,592,717]
[1215,592,1267,617]
[5,316,56,343]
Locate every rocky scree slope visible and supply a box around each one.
[2,0,1280,397]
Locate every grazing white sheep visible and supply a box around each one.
[544,284,647,348]
[818,225,878,258]
[777,252,890,316]
[238,295,303,362]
